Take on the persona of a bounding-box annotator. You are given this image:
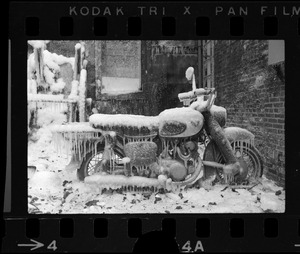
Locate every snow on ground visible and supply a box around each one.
[28,125,285,214]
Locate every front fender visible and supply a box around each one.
[224,127,255,144]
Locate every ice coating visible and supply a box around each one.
[28,40,46,49]
[37,108,67,127]
[28,94,64,101]
[50,78,66,93]
[50,122,101,133]
[89,114,159,129]
[122,157,131,164]
[224,127,255,143]
[85,175,164,188]
[158,107,204,138]
[50,122,103,161]
[159,107,203,123]
[79,69,87,122]
[68,80,79,100]
[185,67,194,80]
[210,105,227,117]
[43,50,75,71]
[27,79,37,94]
[178,91,195,101]
[75,43,82,50]
[27,49,75,75]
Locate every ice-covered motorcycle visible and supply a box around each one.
[52,67,263,191]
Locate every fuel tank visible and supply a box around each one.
[158,107,204,138]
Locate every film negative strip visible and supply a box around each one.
[4,1,300,252]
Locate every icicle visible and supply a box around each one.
[88,139,91,156]
[65,134,69,160]
[70,104,73,122]
[57,134,60,153]
[57,133,61,155]
[84,138,86,160]
[240,141,243,155]
[78,139,81,162]
[73,132,76,156]
[56,133,59,155]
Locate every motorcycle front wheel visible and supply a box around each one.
[203,140,263,184]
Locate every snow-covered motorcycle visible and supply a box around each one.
[52,67,263,191]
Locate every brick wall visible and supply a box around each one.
[213,40,285,184]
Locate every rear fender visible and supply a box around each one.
[224,127,255,145]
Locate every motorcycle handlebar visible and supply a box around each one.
[178,88,215,101]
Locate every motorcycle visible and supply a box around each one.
[53,67,263,191]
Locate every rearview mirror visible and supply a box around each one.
[185,67,194,81]
[185,67,196,91]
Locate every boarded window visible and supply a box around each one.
[99,40,141,95]
[268,40,285,66]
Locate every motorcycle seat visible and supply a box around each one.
[89,113,159,136]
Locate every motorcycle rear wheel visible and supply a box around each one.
[203,140,263,184]
[77,144,125,181]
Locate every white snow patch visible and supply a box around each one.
[29,171,63,197]
[260,192,284,212]
[27,53,36,78]
[224,127,255,142]
[85,175,163,188]
[43,66,55,85]
[159,107,202,122]
[122,157,131,164]
[68,80,79,100]
[254,74,265,88]
[50,122,100,133]
[210,105,227,116]
[178,91,195,101]
[37,108,67,127]
[75,43,82,50]
[27,79,37,94]
[28,94,64,102]
[50,78,66,93]
[78,69,87,122]
[43,50,75,71]
[86,98,92,106]
[27,49,75,82]
[189,98,207,112]
[101,77,141,95]
[28,40,47,49]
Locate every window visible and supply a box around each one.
[99,40,142,95]
[268,40,284,66]
[201,40,215,88]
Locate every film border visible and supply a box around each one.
[4,1,300,252]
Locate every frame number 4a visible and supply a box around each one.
[182,240,204,252]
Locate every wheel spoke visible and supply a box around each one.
[83,148,124,177]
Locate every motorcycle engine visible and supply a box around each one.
[159,159,187,181]
[159,138,199,182]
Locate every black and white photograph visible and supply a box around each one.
[27,40,285,214]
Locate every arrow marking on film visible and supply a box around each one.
[18,239,44,251]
